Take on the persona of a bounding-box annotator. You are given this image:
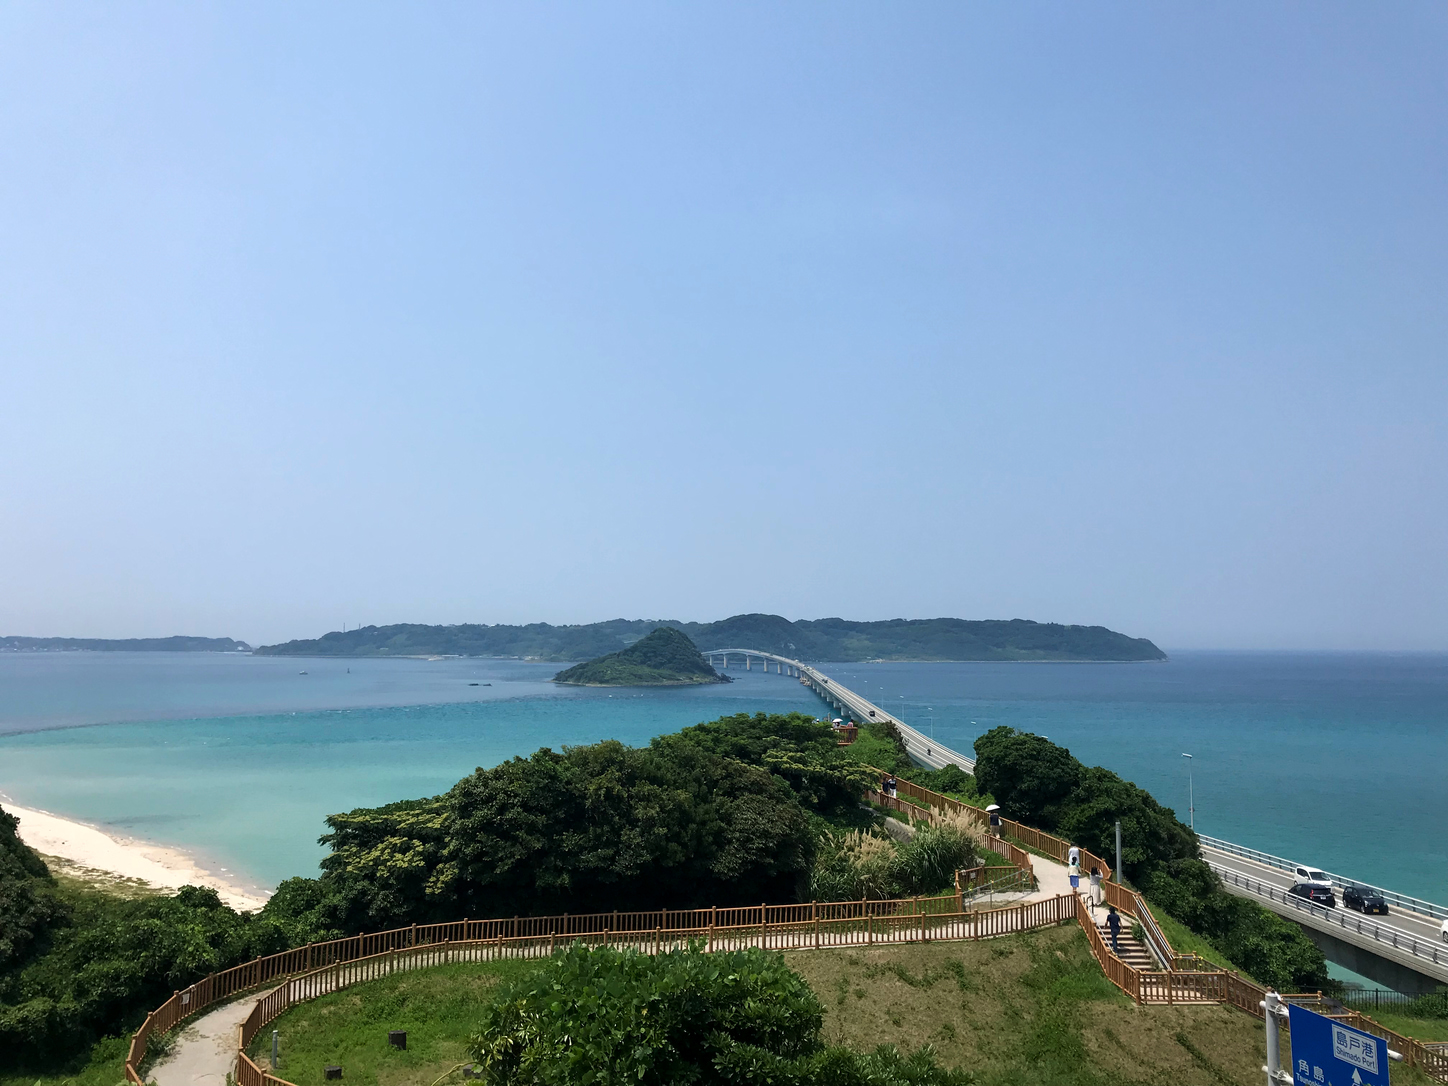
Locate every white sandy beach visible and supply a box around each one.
[5,801,271,912]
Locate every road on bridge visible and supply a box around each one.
[1203,844,1448,986]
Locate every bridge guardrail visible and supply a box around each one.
[1200,835,1448,922]
[1208,863,1448,970]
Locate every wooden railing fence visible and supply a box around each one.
[128,892,1079,1086]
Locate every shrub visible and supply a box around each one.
[808,821,979,903]
[0,871,288,1069]
[469,943,972,1085]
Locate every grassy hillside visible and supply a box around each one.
[255,614,1166,662]
[552,627,726,686]
[218,926,1388,1086]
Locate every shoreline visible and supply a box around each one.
[3,799,271,912]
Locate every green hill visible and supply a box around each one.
[553,627,728,686]
[255,614,1165,662]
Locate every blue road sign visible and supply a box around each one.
[1287,1004,1389,1086]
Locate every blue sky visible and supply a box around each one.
[0,3,1443,649]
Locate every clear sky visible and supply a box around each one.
[0,3,1443,650]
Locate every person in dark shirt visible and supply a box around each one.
[1106,905,1122,954]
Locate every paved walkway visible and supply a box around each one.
[149,990,275,1086]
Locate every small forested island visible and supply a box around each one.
[0,635,251,653]
[552,626,729,686]
[256,612,1166,662]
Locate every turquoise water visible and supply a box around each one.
[0,651,1442,907]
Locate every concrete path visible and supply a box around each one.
[149,991,274,1086]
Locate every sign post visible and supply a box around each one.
[1284,1003,1389,1086]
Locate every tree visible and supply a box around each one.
[972,727,1080,828]
[0,806,65,971]
[447,740,814,915]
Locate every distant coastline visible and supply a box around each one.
[0,635,251,653]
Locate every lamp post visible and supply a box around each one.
[928,707,934,740]
[1182,753,1194,830]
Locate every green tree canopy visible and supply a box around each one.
[972,727,1081,829]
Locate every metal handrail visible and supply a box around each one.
[1208,863,1448,969]
[1199,835,1447,921]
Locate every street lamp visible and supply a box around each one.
[928,707,934,739]
[1182,753,1194,830]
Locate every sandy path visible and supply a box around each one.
[4,802,270,911]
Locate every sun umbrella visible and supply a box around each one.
[985,804,1001,812]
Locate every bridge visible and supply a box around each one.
[701,648,975,771]
[706,647,1448,992]
[1200,836,1448,991]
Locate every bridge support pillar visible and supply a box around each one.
[746,656,751,671]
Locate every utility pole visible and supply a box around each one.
[1114,821,1122,883]
[1182,753,1194,830]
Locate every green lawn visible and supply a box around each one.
[1151,908,1249,974]
[243,960,537,1086]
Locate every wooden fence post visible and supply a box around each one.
[813,901,819,949]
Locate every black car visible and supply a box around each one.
[1342,885,1388,915]
[1289,883,1336,907]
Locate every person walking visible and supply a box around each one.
[1089,866,1102,911]
[986,804,1002,838]
[1106,905,1122,955]
[1067,845,1081,890]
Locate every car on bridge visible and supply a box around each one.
[1288,883,1336,907]
[1293,864,1333,889]
[1342,885,1388,915]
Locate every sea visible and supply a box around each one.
[0,650,1443,915]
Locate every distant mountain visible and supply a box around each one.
[0,635,251,653]
[553,627,728,686]
[256,614,1165,663]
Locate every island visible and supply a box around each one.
[552,626,730,686]
[256,613,1166,662]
